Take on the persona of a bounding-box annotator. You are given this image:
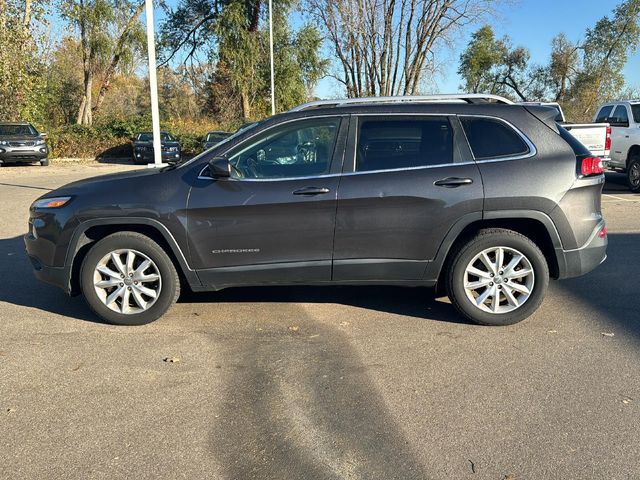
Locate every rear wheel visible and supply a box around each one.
[446,229,549,326]
[80,232,180,325]
[627,156,640,192]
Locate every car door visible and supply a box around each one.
[187,116,347,288]
[609,105,632,167]
[332,114,484,281]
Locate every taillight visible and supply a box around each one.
[605,126,611,152]
[598,226,607,238]
[581,156,604,176]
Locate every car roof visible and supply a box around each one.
[0,122,33,126]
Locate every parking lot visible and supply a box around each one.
[1,162,639,479]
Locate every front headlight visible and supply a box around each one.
[0,140,8,146]
[32,196,72,209]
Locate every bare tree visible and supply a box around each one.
[307,0,499,97]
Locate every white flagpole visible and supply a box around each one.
[145,0,163,167]
[269,0,275,116]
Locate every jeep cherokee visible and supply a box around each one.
[24,95,607,326]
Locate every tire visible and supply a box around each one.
[445,228,549,326]
[627,156,640,193]
[40,158,49,166]
[80,232,180,325]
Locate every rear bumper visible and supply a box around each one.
[556,221,607,279]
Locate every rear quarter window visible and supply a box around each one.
[595,105,613,123]
[460,117,530,160]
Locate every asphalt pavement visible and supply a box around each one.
[1,162,639,479]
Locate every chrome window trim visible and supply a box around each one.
[458,114,537,162]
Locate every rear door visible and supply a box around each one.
[332,115,484,281]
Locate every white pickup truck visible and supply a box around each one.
[593,101,640,192]
[518,102,611,161]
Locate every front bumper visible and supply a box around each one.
[24,232,73,293]
[0,146,48,163]
[134,150,181,163]
[556,221,607,279]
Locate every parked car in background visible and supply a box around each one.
[593,101,640,192]
[0,122,48,167]
[202,131,232,151]
[518,101,611,163]
[25,95,607,327]
[131,132,181,164]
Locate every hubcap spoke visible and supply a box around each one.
[502,285,520,307]
[507,281,531,295]
[94,249,161,315]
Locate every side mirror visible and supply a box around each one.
[208,157,231,178]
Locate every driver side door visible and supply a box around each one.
[187,116,348,289]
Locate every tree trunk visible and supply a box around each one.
[77,70,93,125]
[241,90,251,120]
[93,1,145,116]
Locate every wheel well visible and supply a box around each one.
[627,145,640,165]
[69,224,186,295]
[436,218,559,295]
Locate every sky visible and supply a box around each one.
[313,0,640,98]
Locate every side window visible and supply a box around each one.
[460,117,530,160]
[227,118,340,179]
[356,117,453,172]
[595,105,613,123]
[611,105,629,126]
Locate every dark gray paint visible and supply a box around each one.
[24,102,607,295]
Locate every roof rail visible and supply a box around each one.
[289,94,513,112]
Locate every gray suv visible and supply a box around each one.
[0,122,49,166]
[24,95,607,326]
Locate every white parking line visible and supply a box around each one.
[602,194,640,202]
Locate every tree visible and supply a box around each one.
[568,0,640,119]
[458,25,543,101]
[307,0,500,97]
[0,0,49,121]
[547,33,579,102]
[160,0,327,120]
[61,0,146,125]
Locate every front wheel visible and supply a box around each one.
[627,156,640,193]
[80,232,180,325]
[40,159,49,166]
[446,229,549,326]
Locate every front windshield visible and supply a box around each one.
[0,124,38,136]
[137,132,173,142]
[176,122,260,169]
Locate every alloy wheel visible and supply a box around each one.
[463,246,535,314]
[93,249,162,314]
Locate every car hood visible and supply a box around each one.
[45,168,163,197]
[0,135,43,141]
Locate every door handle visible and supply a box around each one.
[292,186,330,196]
[433,177,473,188]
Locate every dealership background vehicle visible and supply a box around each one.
[25,94,607,326]
[131,131,181,164]
[593,101,640,191]
[517,101,611,162]
[202,131,232,151]
[0,122,49,166]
